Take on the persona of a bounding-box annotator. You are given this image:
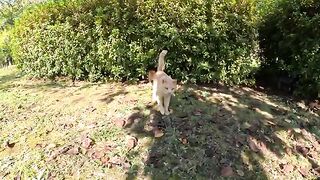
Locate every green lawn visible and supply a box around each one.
[0,66,319,179]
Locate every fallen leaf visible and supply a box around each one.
[265,119,276,126]
[280,164,294,173]
[46,128,53,134]
[298,167,308,177]
[285,147,292,155]
[179,138,188,145]
[114,119,125,127]
[101,157,110,165]
[35,143,43,148]
[221,166,234,177]
[257,141,267,153]
[46,143,56,150]
[296,145,309,156]
[153,128,164,138]
[49,146,71,160]
[247,136,259,152]
[193,109,202,116]
[47,171,56,180]
[81,137,93,149]
[103,145,114,152]
[109,156,123,165]
[314,167,320,174]
[86,149,95,157]
[87,122,97,129]
[307,150,318,159]
[127,137,138,150]
[14,174,21,180]
[66,146,80,155]
[312,141,320,152]
[122,161,131,169]
[236,170,244,176]
[92,150,104,159]
[6,141,15,148]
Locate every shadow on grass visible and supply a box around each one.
[0,68,24,87]
[125,84,320,179]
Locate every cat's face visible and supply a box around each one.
[162,79,177,94]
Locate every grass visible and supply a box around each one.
[0,66,320,179]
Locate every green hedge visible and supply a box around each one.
[11,0,260,84]
[0,30,10,67]
[259,0,320,98]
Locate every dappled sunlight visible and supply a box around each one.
[1,68,320,179]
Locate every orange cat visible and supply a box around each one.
[148,50,177,115]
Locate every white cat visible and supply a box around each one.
[148,50,177,115]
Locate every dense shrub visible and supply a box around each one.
[259,0,320,98]
[0,30,12,67]
[11,0,260,84]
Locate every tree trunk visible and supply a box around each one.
[6,56,13,66]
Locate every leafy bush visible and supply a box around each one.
[259,0,320,98]
[0,0,37,67]
[0,30,11,67]
[11,0,260,84]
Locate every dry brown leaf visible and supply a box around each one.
[236,170,244,176]
[154,128,164,138]
[285,147,292,155]
[66,146,80,155]
[257,141,267,153]
[109,156,123,165]
[81,137,93,149]
[265,119,276,126]
[312,141,320,152]
[280,164,294,173]
[46,143,56,150]
[298,167,308,177]
[101,156,110,164]
[296,145,309,156]
[114,119,125,127]
[35,143,43,148]
[221,166,234,177]
[49,146,71,160]
[86,149,95,157]
[127,137,138,150]
[180,138,188,145]
[103,145,114,152]
[193,109,202,116]
[6,141,15,148]
[14,174,21,180]
[47,171,56,180]
[92,150,104,159]
[247,136,259,152]
[308,150,318,159]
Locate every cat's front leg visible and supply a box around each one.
[151,83,157,103]
[156,95,165,115]
[164,95,171,115]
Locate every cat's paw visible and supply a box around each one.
[160,108,165,115]
[164,109,172,115]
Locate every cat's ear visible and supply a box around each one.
[172,79,177,86]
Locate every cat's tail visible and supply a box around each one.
[157,50,168,71]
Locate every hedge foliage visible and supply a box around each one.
[259,0,320,98]
[0,30,10,67]
[11,0,260,84]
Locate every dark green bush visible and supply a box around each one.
[11,0,260,84]
[0,30,11,67]
[259,0,320,98]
